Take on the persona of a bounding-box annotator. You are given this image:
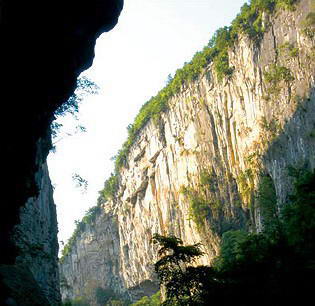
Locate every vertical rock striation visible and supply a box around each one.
[13,162,60,304]
[60,0,315,303]
[60,211,123,302]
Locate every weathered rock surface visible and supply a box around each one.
[12,163,60,304]
[60,0,315,304]
[0,0,123,304]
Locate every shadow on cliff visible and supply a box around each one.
[260,86,315,202]
[174,86,315,306]
[0,0,123,304]
[208,85,315,305]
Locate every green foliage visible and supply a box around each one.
[131,291,161,306]
[259,116,281,138]
[256,175,279,233]
[113,0,298,171]
[98,0,299,201]
[214,169,315,280]
[309,127,315,138]
[276,0,298,10]
[187,190,211,230]
[181,185,223,234]
[181,170,241,236]
[207,27,235,82]
[215,230,275,273]
[81,205,101,226]
[231,0,298,41]
[231,0,274,40]
[264,64,294,97]
[264,64,294,84]
[213,50,234,82]
[100,172,120,202]
[52,76,99,139]
[200,169,218,193]
[60,205,102,262]
[55,76,99,117]
[152,234,205,305]
[236,169,255,206]
[279,42,299,58]
[152,234,204,262]
[152,167,315,305]
[305,12,315,27]
[281,167,315,255]
[106,300,127,306]
[63,288,130,306]
[302,26,315,40]
[112,44,218,171]
[301,2,315,39]
[213,230,249,271]
[72,173,88,193]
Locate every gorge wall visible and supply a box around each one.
[12,162,60,304]
[0,0,123,304]
[60,0,315,304]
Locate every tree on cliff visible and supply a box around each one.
[152,169,315,305]
[151,233,213,305]
[51,76,99,142]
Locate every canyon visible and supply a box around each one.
[60,0,315,304]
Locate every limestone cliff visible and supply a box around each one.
[60,0,315,303]
[12,162,60,304]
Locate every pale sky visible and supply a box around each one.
[47,0,246,250]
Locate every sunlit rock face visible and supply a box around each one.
[0,0,123,304]
[60,0,315,304]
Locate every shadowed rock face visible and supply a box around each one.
[0,0,123,304]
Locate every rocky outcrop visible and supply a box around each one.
[0,0,123,304]
[60,0,315,304]
[60,212,126,302]
[12,163,60,304]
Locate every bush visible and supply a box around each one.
[264,64,294,84]
[264,64,294,97]
[131,291,161,306]
[188,192,211,229]
[213,230,249,271]
[213,50,234,82]
[276,0,298,10]
[100,173,120,201]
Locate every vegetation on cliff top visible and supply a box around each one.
[60,0,300,263]
[98,0,299,203]
[60,205,102,262]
